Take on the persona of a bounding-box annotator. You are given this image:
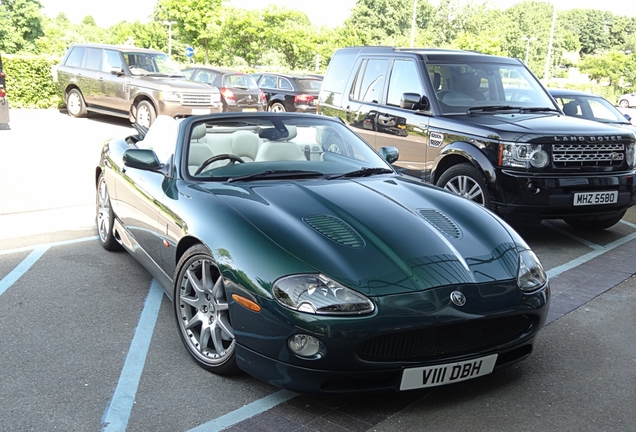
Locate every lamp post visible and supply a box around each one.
[521,36,537,65]
[163,20,176,57]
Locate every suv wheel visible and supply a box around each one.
[437,163,491,208]
[269,102,286,113]
[67,89,87,118]
[135,100,156,128]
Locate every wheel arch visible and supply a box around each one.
[432,141,498,188]
[129,94,157,123]
[64,84,82,103]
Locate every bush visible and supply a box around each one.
[1,54,62,109]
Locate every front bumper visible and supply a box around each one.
[157,100,223,117]
[494,169,636,221]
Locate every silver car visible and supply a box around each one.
[54,43,222,127]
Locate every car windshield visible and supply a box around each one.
[123,51,184,77]
[184,115,393,180]
[427,61,556,114]
[297,79,322,91]
[223,74,259,89]
[552,93,631,125]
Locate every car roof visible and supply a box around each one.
[339,46,521,64]
[255,72,321,80]
[547,88,603,98]
[68,43,164,54]
[187,66,242,75]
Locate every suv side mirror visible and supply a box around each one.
[400,93,429,111]
[110,66,124,76]
[379,146,399,164]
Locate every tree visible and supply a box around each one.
[0,0,45,53]
[578,50,628,86]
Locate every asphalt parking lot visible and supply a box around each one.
[1,109,636,431]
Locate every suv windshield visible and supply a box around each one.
[427,61,555,114]
[123,51,184,77]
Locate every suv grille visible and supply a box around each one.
[182,92,214,105]
[357,315,533,361]
[552,143,625,167]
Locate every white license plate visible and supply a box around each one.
[400,354,498,390]
[191,108,210,115]
[573,191,618,206]
[242,108,257,112]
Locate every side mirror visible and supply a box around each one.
[400,93,430,111]
[123,149,162,171]
[110,66,124,76]
[379,146,399,164]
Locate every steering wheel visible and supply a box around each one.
[194,154,244,175]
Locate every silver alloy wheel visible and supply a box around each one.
[67,92,82,116]
[269,103,286,112]
[619,99,629,108]
[177,258,235,366]
[136,104,152,128]
[443,175,486,205]
[97,177,111,243]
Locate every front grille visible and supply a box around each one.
[553,143,625,167]
[357,315,533,361]
[182,92,214,105]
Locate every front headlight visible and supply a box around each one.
[273,274,375,315]
[517,250,547,292]
[500,142,549,169]
[158,91,182,102]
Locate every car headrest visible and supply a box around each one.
[191,123,207,140]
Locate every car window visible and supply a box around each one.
[260,75,277,88]
[224,74,259,89]
[64,46,86,68]
[322,49,358,94]
[350,58,388,103]
[85,48,102,71]
[102,49,123,73]
[123,52,183,76]
[279,78,293,90]
[588,98,621,121]
[387,59,425,106]
[182,69,195,79]
[297,79,321,91]
[195,71,215,84]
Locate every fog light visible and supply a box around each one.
[288,334,322,357]
[526,181,541,194]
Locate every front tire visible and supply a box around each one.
[436,163,491,208]
[564,211,626,231]
[174,244,239,375]
[135,100,156,128]
[96,174,122,251]
[619,99,630,108]
[67,89,87,118]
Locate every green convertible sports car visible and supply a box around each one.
[96,112,550,394]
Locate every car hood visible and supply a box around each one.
[442,112,635,142]
[204,176,523,296]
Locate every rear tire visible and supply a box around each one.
[67,89,87,118]
[269,102,286,112]
[619,99,630,108]
[564,211,626,231]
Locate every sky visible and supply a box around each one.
[38,0,636,29]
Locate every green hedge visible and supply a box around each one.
[1,54,62,109]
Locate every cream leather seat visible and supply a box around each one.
[231,131,260,162]
[189,123,214,174]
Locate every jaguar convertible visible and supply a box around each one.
[95,112,550,394]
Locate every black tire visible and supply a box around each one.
[619,99,630,108]
[135,100,156,128]
[173,244,240,375]
[96,174,122,251]
[436,162,491,208]
[269,102,286,112]
[67,88,87,118]
[564,211,626,231]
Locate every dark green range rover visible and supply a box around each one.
[318,47,636,230]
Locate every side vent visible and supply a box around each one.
[303,215,365,248]
[417,209,462,239]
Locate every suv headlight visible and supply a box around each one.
[499,142,549,169]
[158,91,182,102]
[517,250,547,292]
[273,274,375,315]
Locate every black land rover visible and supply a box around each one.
[318,46,636,230]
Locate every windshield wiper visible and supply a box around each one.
[325,167,394,180]
[467,105,522,113]
[227,169,324,183]
[520,107,561,113]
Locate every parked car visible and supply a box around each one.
[549,88,634,130]
[318,46,636,230]
[252,72,321,113]
[617,92,636,108]
[96,112,550,394]
[54,43,222,127]
[182,66,265,112]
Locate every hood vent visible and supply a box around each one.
[417,209,462,239]
[303,215,365,248]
